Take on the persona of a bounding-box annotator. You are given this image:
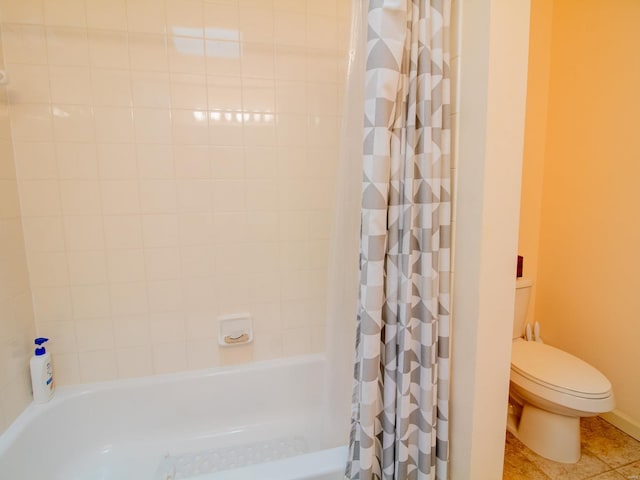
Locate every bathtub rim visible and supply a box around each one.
[0,353,328,456]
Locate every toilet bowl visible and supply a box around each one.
[507,279,615,463]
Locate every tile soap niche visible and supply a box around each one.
[218,314,253,347]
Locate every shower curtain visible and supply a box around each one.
[346,0,451,479]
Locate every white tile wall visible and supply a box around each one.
[0,0,351,388]
[0,31,38,434]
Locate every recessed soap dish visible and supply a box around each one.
[218,314,253,347]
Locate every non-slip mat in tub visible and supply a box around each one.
[155,436,308,480]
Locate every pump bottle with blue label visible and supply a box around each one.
[30,337,54,403]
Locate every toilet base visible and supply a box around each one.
[512,403,581,463]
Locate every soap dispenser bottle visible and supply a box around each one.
[30,337,54,403]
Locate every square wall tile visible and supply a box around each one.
[43,0,86,28]
[46,27,90,66]
[63,215,105,250]
[78,349,117,383]
[75,319,114,351]
[170,73,208,110]
[9,104,53,142]
[6,65,50,105]
[274,12,306,47]
[203,2,239,41]
[18,179,61,216]
[137,144,174,179]
[187,339,220,370]
[139,180,177,214]
[178,213,213,246]
[166,0,204,37]
[56,142,98,179]
[205,40,241,77]
[52,105,94,142]
[177,180,212,213]
[171,109,208,145]
[149,312,186,343]
[238,5,274,44]
[133,108,172,144]
[126,0,167,34]
[71,284,110,319]
[116,346,153,378]
[174,145,210,179]
[144,248,180,281]
[97,144,137,179]
[0,0,44,24]
[22,217,65,253]
[32,287,73,323]
[180,246,214,279]
[60,180,102,214]
[49,66,92,105]
[109,282,148,316]
[2,25,48,65]
[93,107,134,143]
[106,249,146,283]
[100,180,140,215]
[103,215,143,249]
[113,315,150,348]
[141,214,179,247]
[242,43,275,79]
[167,36,205,74]
[211,146,244,179]
[91,69,132,107]
[131,72,171,108]
[27,251,69,287]
[88,30,129,69]
[152,341,187,374]
[13,142,57,180]
[129,34,169,73]
[85,0,127,31]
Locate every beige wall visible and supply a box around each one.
[0,29,37,434]
[0,0,351,386]
[520,0,640,428]
[517,0,552,328]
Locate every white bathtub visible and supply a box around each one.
[0,354,347,480]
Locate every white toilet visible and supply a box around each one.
[508,278,615,463]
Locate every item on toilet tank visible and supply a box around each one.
[516,255,524,278]
[533,321,542,342]
[30,337,55,403]
[525,323,532,341]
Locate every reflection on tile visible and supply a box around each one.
[616,460,640,478]
[523,446,609,480]
[588,472,627,480]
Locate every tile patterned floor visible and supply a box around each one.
[503,417,640,479]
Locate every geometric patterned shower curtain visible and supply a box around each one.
[345,1,451,479]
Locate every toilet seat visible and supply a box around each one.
[511,340,612,400]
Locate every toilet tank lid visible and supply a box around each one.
[511,341,612,396]
[516,278,532,288]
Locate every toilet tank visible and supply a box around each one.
[513,278,533,339]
